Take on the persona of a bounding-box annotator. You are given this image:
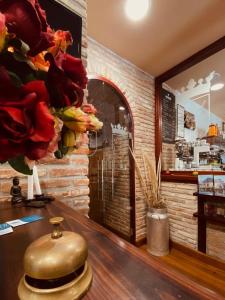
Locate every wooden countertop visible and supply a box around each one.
[0,201,223,300]
[162,170,225,184]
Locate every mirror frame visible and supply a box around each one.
[155,36,225,171]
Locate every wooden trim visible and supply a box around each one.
[162,170,225,183]
[156,36,225,83]
[162,174,198,183]
[104,224,131,242]
[87,74,136,243]
[135,237,147,247]
[155,36,225,170]
[155,80,162,165]
[139,239,225,271]
[161,171,225,184]
[171,241,225,271]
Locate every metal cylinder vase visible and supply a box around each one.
[147,207,169,256]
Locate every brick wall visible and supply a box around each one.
[161,182,198,249]
[87,38,155,242]
[161,181,225,262]
[0,0,90,215]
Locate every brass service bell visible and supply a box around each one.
[18,217,93,299]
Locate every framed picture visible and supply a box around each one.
[214,175,225,197]
[177,104,185,138]
[198,175,214,195]
[184,110,196,130]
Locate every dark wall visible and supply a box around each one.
[39,0,82,58]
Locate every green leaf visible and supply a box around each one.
[9,38,30,54]
[24,73,37,83]
[36,70,48,81]
[8,71,23,88]
[8,156,33,175]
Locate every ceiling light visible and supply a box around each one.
[125,0,150,21]
[211,83,224,91]
[210,73,224,91]
[119,106,125,111]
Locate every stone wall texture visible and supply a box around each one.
[0,0,90,215]
[87,38,155,242]
[161,181,225,262]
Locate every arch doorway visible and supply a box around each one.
[87,76,135,243]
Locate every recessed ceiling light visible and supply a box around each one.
[125,0,150,22]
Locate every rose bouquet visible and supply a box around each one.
[0,0,103,175]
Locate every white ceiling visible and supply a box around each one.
[87,0,225,76]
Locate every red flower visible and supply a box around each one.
[45,52,87,108]
[48,30,73,56]
[61,53,87,89]
[0,68,55,162]
[0,0,54,56]
[0,12,7,52]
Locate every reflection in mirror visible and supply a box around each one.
[162,48,225,171]
[87,78,134,242]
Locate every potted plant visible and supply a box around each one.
[130,150,169,256]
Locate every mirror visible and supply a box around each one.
[155,36,225,172]
[87,76,135,242]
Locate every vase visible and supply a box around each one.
[146,207,169,256]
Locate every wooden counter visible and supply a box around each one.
[162,170,225,184]
[0,201,223,300]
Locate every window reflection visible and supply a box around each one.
[162,49,225,171]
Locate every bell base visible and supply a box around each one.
[18,261,93,300]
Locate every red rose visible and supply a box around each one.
[0,0,54,56]
[61,53,87,89]
[0,69,55,161]
[45,52,87,108]
[48,30,73,56]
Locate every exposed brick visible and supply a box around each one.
[40,179,73,189]
[71,157,89,165]
[39,157,70,165]
[1,180,27,194]
[71,188,89,197]
[49,167,88,177]
[74,178,89,186]
[73,148,90,155]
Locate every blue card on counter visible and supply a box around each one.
[6,215,44,227]
[0,223,13,235]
